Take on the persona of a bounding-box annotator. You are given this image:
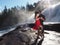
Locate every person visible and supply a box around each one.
[31,11,43,45]
[37,11,45,45]
[31,11,43,38]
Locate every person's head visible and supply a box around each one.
[35,11,40,19]
[38,10,41,14]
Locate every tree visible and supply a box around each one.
[21,6,25,10]
[26,3,34,11]
[2,6,8,16]
[33,2,37,8]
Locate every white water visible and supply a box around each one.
[42,30,60,45]
[0,27,16,36]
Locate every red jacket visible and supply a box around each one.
[33,18,41,30]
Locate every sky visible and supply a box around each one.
[0,0,39,12]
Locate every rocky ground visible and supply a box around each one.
[0,26,43,45]
[0,26,60,45]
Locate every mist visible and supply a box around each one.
[42,3,60,22]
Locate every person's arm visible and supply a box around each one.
[40,17,45,21]
[40,14,46,21]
